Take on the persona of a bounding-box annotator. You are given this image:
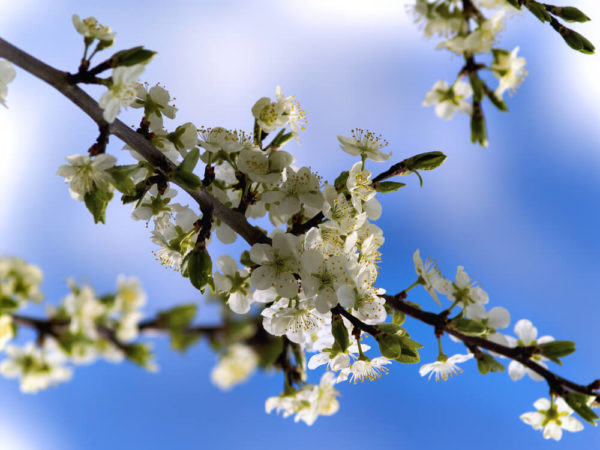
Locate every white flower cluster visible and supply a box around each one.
[0,263,150,393]
[520,397,585,440]
[413,0,528,123]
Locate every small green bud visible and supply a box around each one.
[470,105,488,147]
[560,28,595,54]
[547,6,591,23]
[403,151,447,172]
[526,1,552,23]
[111,46,156,67]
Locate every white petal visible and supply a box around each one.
[514,319,537,344]
[561,416,584,432]
[508,361,525,381]
[250,266,274,290]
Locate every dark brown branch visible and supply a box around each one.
[383,293,600,399]
[331,305,380,337]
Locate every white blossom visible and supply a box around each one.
[338,356,391,383]
[492,46,527,98]
[252,86,306,139]
[261,167,323,220]
[346,162,381,220]
[238,148,294,185]
[413,249,442,306]
[419,353,473,382]
[520,397,584,441]
[438,12,506,54]
[0,341,72,393]
[99,64,145,123]
[131,84,177,131]
[0,258,44,302]
[434,266,489,316]
[72,15,115,42]
[423,80,473,120]
[249,232,300,298]
[300,249,348,314]
[211,344,258,391]
[261,295,328,344]
[56,153,116,201]
[213,255,252,314]
[266,372,340,425]
[338,128,392,162]
[63,282,105,339]
[507,319,553,382]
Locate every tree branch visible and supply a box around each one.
[383,293,600,399]
[0,37,268,246]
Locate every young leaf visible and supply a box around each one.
[84,188,113,224]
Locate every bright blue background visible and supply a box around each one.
[0,1,599,448]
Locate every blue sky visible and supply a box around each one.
[0,0,599,448]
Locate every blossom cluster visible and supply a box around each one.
[0,261,151,393]
[2,12,596,441]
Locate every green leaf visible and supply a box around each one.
[179,148,200,174]
[121,181,150,204]
[173,148,202,190]
[111,46,156,67]
[0,296,19,313]
[240,250,254,268]
[172,170,203,190]
[258,337,284,368]
[546,6,590,23]
[182,249,213,292]
[107,165,138,195]
[393,336,423,364]
[331,314,350,353]
[470,109,488,147]
[124,343,156,370]
[268,129,294,149]
[157,304,198,330]
[84,188,113,224]
[505,0,521,9]
[564,392,599,425]
[449,317,487,336]
[485,86,508,112]
[378,333,404,359]
[403,151,447,171]
[375,181,406,193]
[476,353,505,375]
[377,323,403,335]
[538,340,576,361]
[169,330,201,352]
[526,1,552,23]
